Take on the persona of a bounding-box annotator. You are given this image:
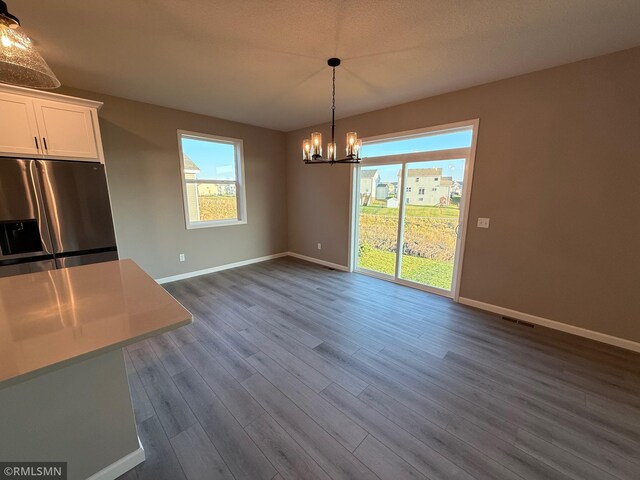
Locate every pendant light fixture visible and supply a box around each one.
[303,58,361,165]
[0,0,61,89]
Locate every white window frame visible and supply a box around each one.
[177,130,247,229]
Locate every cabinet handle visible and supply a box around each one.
[34,137,39,151]
[42,137,48,153]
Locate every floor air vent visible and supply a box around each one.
[502,316,535,328]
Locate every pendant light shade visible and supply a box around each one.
[0,1,60,89]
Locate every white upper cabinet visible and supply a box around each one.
[33,100,99,159]
[0,91,41,156]
[0,84,104,163]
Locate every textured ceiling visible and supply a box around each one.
[11,0,640,131]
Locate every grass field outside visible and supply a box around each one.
[361,204,460,218]
[357,202,459,290]
[198,195,238,221]
[358,246,454,290]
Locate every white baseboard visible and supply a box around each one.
[86,438,145,480]
[286,252,350,271]
[458,297,640,353]
[155,252,289,284]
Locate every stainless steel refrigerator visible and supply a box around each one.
[0,159,118,278]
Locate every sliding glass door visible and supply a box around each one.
[352,122,477,297]
[398,159,466,290]
[356,164,402,277]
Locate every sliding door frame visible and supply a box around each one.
[348,119,480,301]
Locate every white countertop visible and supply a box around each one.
[0,259,192,387]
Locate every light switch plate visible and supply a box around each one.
[477,217,490,228]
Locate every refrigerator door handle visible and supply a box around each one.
[30,161,54,255]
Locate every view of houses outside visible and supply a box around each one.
[357,159,464,290]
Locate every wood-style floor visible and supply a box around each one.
[118,257,640,480]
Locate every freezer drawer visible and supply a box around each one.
[55,250,119,269]
[37,160,116,254]
[0,259,56,278]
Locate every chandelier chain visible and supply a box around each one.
[331,67,336,113]
[330,66,336,146]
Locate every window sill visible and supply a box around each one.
[186,219,247,230]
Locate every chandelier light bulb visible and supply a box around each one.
[302,139,311,161]
[327,142,336,161]
[346,132,357,156]
[310,132,322,157]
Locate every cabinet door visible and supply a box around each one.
[33,99,99,160]
[0,92,41,156]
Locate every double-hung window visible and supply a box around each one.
[178,130,247,229]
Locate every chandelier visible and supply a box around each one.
[303,58,361,165]
[0,0,61,89]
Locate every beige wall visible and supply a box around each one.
[58,86,288,280]
[286,47,640,342]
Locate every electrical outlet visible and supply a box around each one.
[317,243,322,250]
[477,218,490,229]
[179,253,186,262]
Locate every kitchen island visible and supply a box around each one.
[0,259,192,480]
